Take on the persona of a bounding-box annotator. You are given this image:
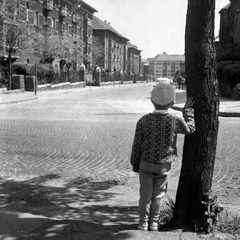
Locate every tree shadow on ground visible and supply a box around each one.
[18,219,136,240]
[0,175,139,239]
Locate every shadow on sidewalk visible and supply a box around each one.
[0,175,139,239]
[18,219,138,240]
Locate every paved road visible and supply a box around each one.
[0,83,239,213]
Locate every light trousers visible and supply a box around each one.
[139,160,171,224]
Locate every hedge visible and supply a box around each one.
[217,61,240,87]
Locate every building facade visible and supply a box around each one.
[218,0,240,59]
[92,16,129,73]
[0,0,97,67]
[149,53,185,80]
[142,58,150,77]
[127,42,141,75]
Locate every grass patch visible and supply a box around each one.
[159,195,174,227]
[216,211,240,236]
[159,195,240,238]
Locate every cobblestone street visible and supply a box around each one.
[0,83,240,239]
[0,83,239,211]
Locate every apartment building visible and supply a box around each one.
[0,0,97,67]
[127,42,141,75]
[142,58,150,76]
[218,0,240,59]
[92,16,129,73]
[149,53,185,80]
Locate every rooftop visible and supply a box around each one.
[93,16,129,41]
[127,42,142,52]
[152,53,185,61]
[81,0,98,13]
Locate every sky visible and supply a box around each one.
[86,0,230,59]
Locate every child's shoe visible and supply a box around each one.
[149,221,158,231]
[137,221,148,231]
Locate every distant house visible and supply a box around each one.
[149,53,185,80]
[218,0,240,60]
[92,16,129,73]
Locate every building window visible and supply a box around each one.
[52,18,55,30]
[88,27,92,37]
[34,12,38,26]
[66,23,68,33]
[19,5,27,21]
[72,24,77,35]
[63,1,68,12]
[62,22,66,32]
[55,19,59,31]
[27,9,35,25]
[53,0,59,9]
[68,3,72,15]
[68,24,72,35]
[48,17,53,28]
[38,14,43,27]
[77,27,83,38]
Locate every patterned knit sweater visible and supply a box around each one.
[130,108,195,169]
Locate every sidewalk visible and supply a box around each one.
[173,90,240,117]
[0,86,239,240]
[1,182,236,240]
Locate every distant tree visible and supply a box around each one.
[29,28,59,64]
[0,0,33,90]
[58,34,78,66]
[172,0,221,233]
[30,28,80,82]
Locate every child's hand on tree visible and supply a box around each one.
[184,96,195,108]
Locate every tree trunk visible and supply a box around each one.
[173,0,219,228]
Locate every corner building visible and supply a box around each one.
[0,0,97,66]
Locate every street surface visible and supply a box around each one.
[0,82,239,212]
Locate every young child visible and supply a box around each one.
[130,81,195,231]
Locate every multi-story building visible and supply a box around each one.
[0,0,97,68]
[92,16,129,73]
[142,58,150,77]
[218,0,240,59]
[127,42,141,75]
[149,53,185,80]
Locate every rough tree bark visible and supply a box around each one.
[173,0,219,228]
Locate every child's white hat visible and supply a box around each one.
[151,82,176,105]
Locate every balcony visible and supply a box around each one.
[43,0,53,11]
[60,6,68,17]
